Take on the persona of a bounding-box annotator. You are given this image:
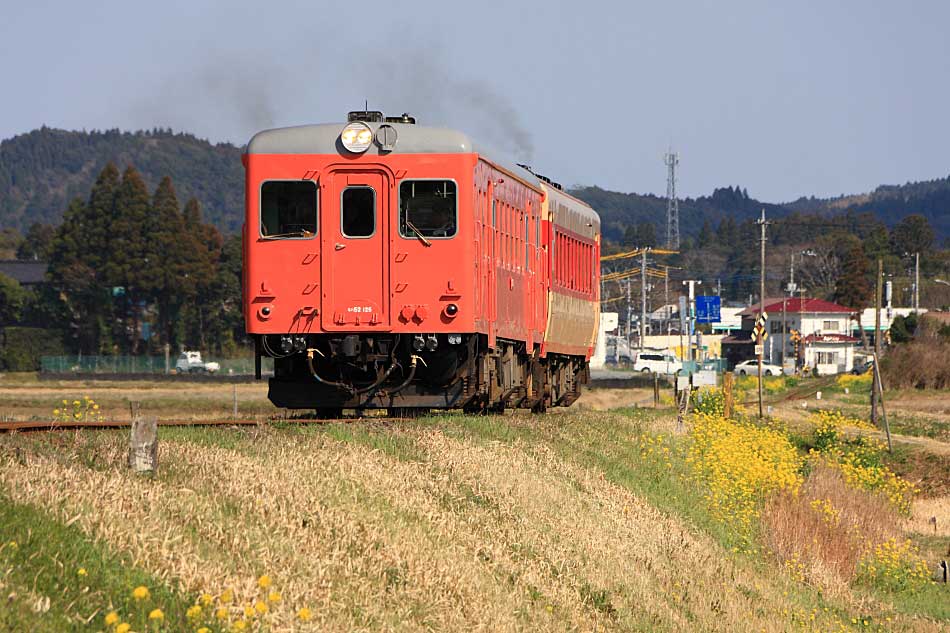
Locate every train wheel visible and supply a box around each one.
[463,398,487,415]
[315,407,343,420]
[487,401,506,415]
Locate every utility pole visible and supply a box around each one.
[664,266,670,321]
[625,278,633,357]
[914,252,920,312]
[664,151,680,250]
[756,209,770,419]
[872,259,882,427]
[640,249,648,349]
[781,298,787,366]
[682,279,702,364]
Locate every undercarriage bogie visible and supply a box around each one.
[258,333,588,412]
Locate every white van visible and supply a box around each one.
[633,351,682,375]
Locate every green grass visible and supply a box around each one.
[888,414,950,441]
[0,495,192,632]
[4,410,947,629]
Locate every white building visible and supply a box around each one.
[855,307,924,335]
[590,312,619,369]
[711,307,744,333]
[801,333,858,375]
[739,298,858,374]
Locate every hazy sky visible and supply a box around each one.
[2,1,948,202]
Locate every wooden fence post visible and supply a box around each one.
[128,403,157,474]
[723,372,735,419]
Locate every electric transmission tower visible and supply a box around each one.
[664,150,680,250]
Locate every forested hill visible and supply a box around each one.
[570,185,791,244]
[782,175,950,241]
[0,127,244,233]
[1,126,948,242]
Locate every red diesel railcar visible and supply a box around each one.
[243,111,599,415]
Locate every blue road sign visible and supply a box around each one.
[695,295,721,323]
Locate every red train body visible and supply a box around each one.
[243,112,600,414]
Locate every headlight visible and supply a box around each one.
[340,122,373,153]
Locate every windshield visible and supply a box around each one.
[399,180,457,238]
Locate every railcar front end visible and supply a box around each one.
[243,111,599,415]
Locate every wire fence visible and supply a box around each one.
[40,356,262,375]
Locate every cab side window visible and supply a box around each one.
[399,180,458,238]
[260,181,317,238]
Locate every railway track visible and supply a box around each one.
[0,419,273,432]
[0,417,398,432]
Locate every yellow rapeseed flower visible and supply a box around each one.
[232,620,248,632]
[687,413,802,541]
[93,404,100,410]
[116,623,131,633]
[53,409,60,415]
[298,607,312,622]
[148,608,164,621]
[104,611,119,626]
[254,599,268,615]
[215,607,229,620]
[257,574,272,589]
[132,585,150,600]
[199,593,213,606]
[243,604,255,618]
[267,591,281,603]
[73,400,80,406]
[186,605,202,620]
[77,567,87,577]
[220,588,233,604]
[197,628,211,633]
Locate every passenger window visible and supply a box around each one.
[260,181,317,238]
[399,180,457,238]
[341,187,375,237]
[524,214,530,269]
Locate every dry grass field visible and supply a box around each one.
[0,376,948,631]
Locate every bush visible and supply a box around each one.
[881,341,950,389]
[763,462,902,588]
[763,376,791,395]
[687,413,803,543]
[835,372,872,392]
[0,327,64,371]
[857,538,933,592]
[692,387,725,416]
[890,313,918,344]
[808,410,916,515]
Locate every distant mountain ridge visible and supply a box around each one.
[1,127,947,241]
[0,127,244,233]
[782,175,950,237]
[569,185,791,244]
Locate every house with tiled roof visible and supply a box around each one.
[727,297,859,374]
